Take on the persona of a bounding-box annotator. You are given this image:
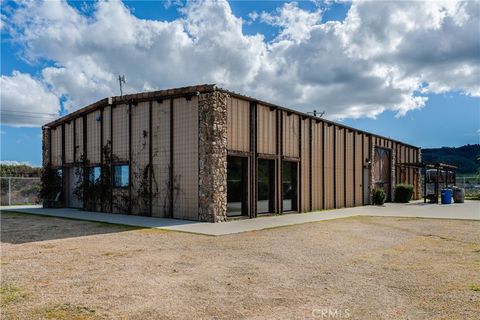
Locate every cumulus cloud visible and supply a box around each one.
[1,0,479,127]
[1,71,60,127]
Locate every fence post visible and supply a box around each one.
[8,177,11,206]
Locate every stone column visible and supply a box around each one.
[198,91,228,222]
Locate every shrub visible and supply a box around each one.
[394,184,414,203]
[372,188,386,205]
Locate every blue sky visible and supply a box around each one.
[1,0,479,166]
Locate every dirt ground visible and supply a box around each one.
[1,212,479,320]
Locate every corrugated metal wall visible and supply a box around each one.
[151,100,170,217]
[173,97,199,220]
[354,132,363,206]
[311,121,323,210]
[131,102,150,215]
[103,106,111,148]
[64,122,74,164]
[257,104,276,154]
[300,118,310,212]
[74,117,83,162]
[51,127,62,166]
[227,97,250,152]
[345,130,354,207]
[335,127,345,208]
[283,113,300,158]
[86,111,101,164]
[324,124,335,209]
[112,104,129,161]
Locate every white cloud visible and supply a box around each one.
[259,2,322,42]
[1,0,479,127]
[0,71,61,127]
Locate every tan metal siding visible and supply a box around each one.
[300,118,310,212]
[227,97,250,152]
[112,104,129,161]
[311,121,323,210]
[64,122,74,164]
[354,132,363,206]
[324,124,335,209]
[257,104,276,154]
[152,100,170,217]
[282,113,300,158]
[51,127,62,166]
[86,111,101,163]
[173,97,199,220]
[335,127,345,208]
[103,106,111,148]
[345,130,354,207]
[74,117,83,162]
[131,102,150,215]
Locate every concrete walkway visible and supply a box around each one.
[1,201,479,236]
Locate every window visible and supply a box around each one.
[89,166,101,184]
[113,165,129,188]
[55,168,63,179]
[227,156,248,217]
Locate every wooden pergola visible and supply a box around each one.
[396,162,457,203]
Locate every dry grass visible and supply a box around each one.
[1,212,479,319]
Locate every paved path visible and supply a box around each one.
[1,201,478,236]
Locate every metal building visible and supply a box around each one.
[42,84,421,222]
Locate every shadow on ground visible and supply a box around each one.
[0,211,140,244]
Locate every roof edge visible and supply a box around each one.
[43,84,216,128]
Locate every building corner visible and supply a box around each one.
[198,90,229,222]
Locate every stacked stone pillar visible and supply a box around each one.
[198,91,228,222]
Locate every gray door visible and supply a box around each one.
[68,167,83,208]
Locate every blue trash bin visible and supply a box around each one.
[441,188,452,204]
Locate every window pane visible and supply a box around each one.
[89,166,101,184]
[114,165,129,188]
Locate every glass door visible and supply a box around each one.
[227,156,248,217]
[257,159,275,214]
[282,161,298,212]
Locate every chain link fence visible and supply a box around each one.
[0,177,41,206]
[456,176,480,199]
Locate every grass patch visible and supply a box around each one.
[0,284,30,305]
[469,284,480,292]
[41,303,98,320]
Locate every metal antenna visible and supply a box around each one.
[118,75,126,98]
[307,110,325,118]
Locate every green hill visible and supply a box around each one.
[421,144,480,174]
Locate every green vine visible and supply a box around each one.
[39,166,62,205]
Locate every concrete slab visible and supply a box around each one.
[1,201,478,236]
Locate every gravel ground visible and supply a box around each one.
[1,212,479,320]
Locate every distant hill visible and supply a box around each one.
[0,164,42,177]
[421,144,480,174]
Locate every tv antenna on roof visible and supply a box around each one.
[118,75,126,98]
[307,110,325,118]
